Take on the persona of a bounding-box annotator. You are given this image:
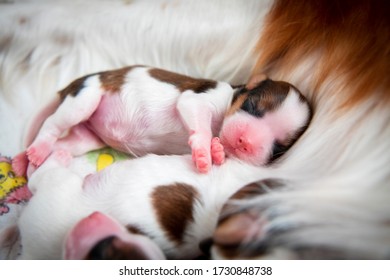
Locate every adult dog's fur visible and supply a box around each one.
[0,0,389,259]
[213,0,390,259]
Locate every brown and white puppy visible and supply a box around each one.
[18,149,272,259]
[14,65,311,175]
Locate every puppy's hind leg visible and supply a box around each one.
[27,75,104,167]
[54,123,105,156]
[15,123,105,177]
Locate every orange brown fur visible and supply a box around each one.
[226,93,248,116]
[99,66,135,93]
[149,68,217,93]
[252,0,390,109]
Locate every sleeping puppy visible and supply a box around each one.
[18,149,275,259]
[13,66,311,174]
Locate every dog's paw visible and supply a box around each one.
[188,131,212,173]
[211,137,225,165]
[192,148,211,173]
[26,142,53,167]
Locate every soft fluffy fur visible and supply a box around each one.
[215,0,390,259]
[1,0,389,259]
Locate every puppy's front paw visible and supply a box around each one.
[211,137,225,165]
[188,131,212,173]
[192,148,211,173]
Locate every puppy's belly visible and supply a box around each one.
[87,94,190,156]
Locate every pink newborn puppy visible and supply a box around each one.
[15,65,311,174]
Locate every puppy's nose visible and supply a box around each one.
[237,136,252,153]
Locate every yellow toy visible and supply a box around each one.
[86,148,131,172]
[0,156,32,215]
[96,153,115,171]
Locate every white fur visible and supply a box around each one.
[18,151,269,259]
[265,88,311,141]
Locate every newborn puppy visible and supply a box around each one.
[18,150,270,259]
[15,65,311,174]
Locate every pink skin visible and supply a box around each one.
[47,149,73,167]
[65,212,122,260]
[26,140,54,167]
[189,134,225,173]
[188,130,212,173]
[17,112,271,176]
[23,94,220,175]
[12,152,38,178]
[0,205,9,215]
[211,137,225,165]
[54,124,105,155]
[219,112,275,166]
[11,152,29,177]
[64,212,165,260]
[16,111,272,176]
[25,124,104,172]
[12,124,104,177]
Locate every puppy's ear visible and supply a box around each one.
[246,73,268,90]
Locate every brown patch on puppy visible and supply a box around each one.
[233,79,291,118]
[126,225,145,235]
[151,183,199,244]
[149,68,217,93]
[58,75,92,100]
[253,80,290,112]
[58,66,140,100]
[99,66,136,93]
[85,236,151,260]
